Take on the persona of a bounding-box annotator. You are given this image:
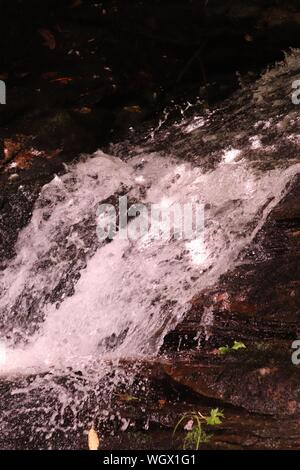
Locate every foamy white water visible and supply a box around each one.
[1,149,300,375]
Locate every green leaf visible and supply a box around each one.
[231,341,246,351]
[205,408,224,426]
[218,341,246,354]
[218,345,230,354]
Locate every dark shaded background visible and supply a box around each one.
[1,1,300,161]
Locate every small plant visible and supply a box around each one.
[173,408,224,450]
[218,340,246,355]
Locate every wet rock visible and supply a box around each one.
[164,362,300,415]
[160,171,300,422]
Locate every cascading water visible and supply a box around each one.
[1,50,300,448]
[2,152,299,375]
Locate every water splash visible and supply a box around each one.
[1,50,300,448]
[1,150,299,375]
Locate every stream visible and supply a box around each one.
[1,50,300,449]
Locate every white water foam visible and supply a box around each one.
[1,150,299,375]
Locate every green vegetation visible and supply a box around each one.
[173,408,224,450]
[218,340,246,355]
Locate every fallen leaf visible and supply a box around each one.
[74,106,92,114]
[51,77,73,85]
[42,72,59,80]
[14,151,35,170]
[88,427,100,450]
[123,105,141,113]
[158,399,166,408]
[4,139,22,162]
[38,29,56,50]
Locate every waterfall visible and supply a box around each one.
[1,151,299,374]
[1,50,300,447]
